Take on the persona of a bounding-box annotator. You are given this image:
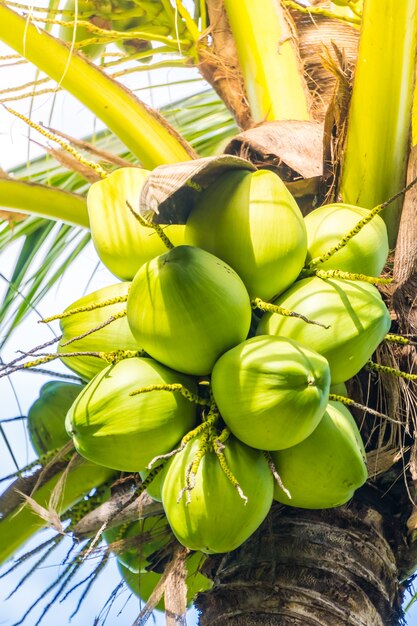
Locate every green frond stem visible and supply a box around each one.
[0,4,195,167]
[366,360,417,382]
[4,106,107,178]
[282,0,361,25]
[328,393,403,425]
[263,451,291,500]
[59,310,129,347]
[103,44,173,68]
[340,0,417,245]
[0,178,89,228]
[41,295,128,323]
[29,16,188,49]
[130,383,210,406]
[314,269,392,285]
[384,333,416,346]
[251,297,330,329]
[223,0,310,122]
[213,428,248,505]
[126,200,174,249]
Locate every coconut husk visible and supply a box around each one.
[224,120,323,198]
[139,155,255,224]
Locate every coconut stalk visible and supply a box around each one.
[0,4,195,169]
[222,0,311,122]
[340,0,417,245]
[0,178,89,227]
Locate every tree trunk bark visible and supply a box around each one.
[196,487,405,626]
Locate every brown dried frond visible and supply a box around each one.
[290,7,359,122]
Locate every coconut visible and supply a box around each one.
[127,245,252,376]
[161,434,273,554]
[117,551,212,608]
[271,401,368,508]
[65,357,198,472]
[87,167,184,280]
[257,276,391,383]
[58,0,109,60]
[58,282,139,381]
[304,203,389,276]
[184,169,307,300]
[211,335,330,450]
[28,381,84,455]
[104,515,171,573]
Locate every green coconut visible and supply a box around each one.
[65,357,198,472]
[58,0,110,60]
[257,276,391,384]
[211,335,330,450]
[104,514,171,573]
[27,381,84,455]
[161,434,273,554]
[87,167,184,280]
[127,245,252,376]
[58,282,139,381]
[304,203,389,276]
[271,401,368,508]
[117,550,212,609]
[139,465,164,502]
[184,169,307,300]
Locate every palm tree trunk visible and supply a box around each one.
[196,487,405,625]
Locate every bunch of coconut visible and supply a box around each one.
[54,162,391,561]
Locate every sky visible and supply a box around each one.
[1,3,417,626]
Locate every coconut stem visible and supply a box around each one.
[0,349,142,379]
[126,200,174,250]
[315,269,392,285]
[213,428,248,505]
[264,451,291,500]
[59,310,129,347]
[178,432,211,504]
[251,298,330,329]
[385,333,416,346]
[129,383,210,406]
[328,393,402,424]
[4,105,108,179]
[366,360,417,381]
[41,295,129,323]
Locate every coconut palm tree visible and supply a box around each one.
[1,1,417,624]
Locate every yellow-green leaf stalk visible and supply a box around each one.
[0,5,195,168]
[223,0,310,122]
[340,0,417,245]
[0,178,89,227]
[0,458,115,565]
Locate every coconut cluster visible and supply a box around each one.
[51,166,391,564]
